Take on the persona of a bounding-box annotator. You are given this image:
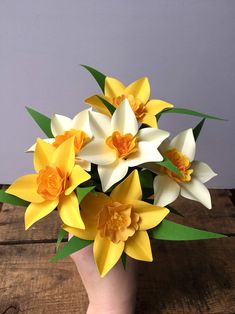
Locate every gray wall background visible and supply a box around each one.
[0,0,234,188]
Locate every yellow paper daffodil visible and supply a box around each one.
[85,76,173,127]
[6,136,91,230]
[63,170,169,277]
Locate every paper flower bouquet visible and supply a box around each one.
[0,65,226,277]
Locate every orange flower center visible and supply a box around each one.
[53,129,90,153]
[98,201,140,243]
[160,148,193,183]
[106,131,138,158]
[37,166,65,200]
[112,94,146,121]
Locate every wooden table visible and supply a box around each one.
[0,189,235,314]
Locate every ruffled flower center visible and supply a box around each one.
[53,129,90,153]
[112,94,146,120]
[98,201,140,243]
[37,166,65,200]
[106,131,138,158]
[161,148,194,183]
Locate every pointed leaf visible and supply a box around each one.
[81,64,106,92]
[139,169,154,189]
[149,219,226,240]
[75,186,96,203]
[97,95,116,115]
[166,205,184,217]
[193,118,205,141]
[56,228,67,252]
[0,189,29,207]
[157,157,183,177]
[50,236,93,262]
[26,107,53,138]
[121,252,127,270]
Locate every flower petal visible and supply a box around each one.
[132,200,169,230]
[6,174,44,203]
[191,161,217,183]
[51,114,72,136]
[65,165,91,195]
[98,159,128,192]
[125,77,150,104]
[62,224,96,241]
[75,158,91,171]
[34,138,56,172]
[72,109,92,137]
[25,199,58,230]
[93,232,124,277]
[145,99,173,115]
[125,230,152,261]
[111,170,142,203]
[141,113,157,128]
[104,77,125,99]
[51,136,75,175]
[127,141,163,167]
[58,192,85,229]
[168,128,196,162]
[111,99,138,135]
[138,128,169,147]
[79,139,116,165]
[27,138,55,152]
[153,174,180,207]
[88,110,112,139]
[85,95,112,116]
[180,178,212,209]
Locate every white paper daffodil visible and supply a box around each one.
[153,128,217,209]
[79,99,169,191]
[28,109,92,171]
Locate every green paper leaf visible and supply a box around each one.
[76,186,96,203]
[26,107,53,138]
[50,236,93,262]
[193,118,205,141]
[139,169,154,189]
[121,253,127,270]
[56,228,67,252]
[81,64,106,93]
[149,219,226,241]
[158,107,225,121]
[157,157,183,177]
[0,189,29,207]
[97,95,116,115]
[166,205,184,217]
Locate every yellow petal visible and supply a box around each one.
[51,136,75,175]
[62,224,96,240]
[58,192,85,229]
[132,200,169,230]
[65,165,91,195]
[93,232,124,277]
[6,174,44,203]
[34,138,56,173]
[104,77,125,99]
[125,77,150,104]
[141,113,157,128]
[111,170,142,204]
[84,95,111,116]
[25,199,58,230]
[125,230,153,261]
[146,99,173,115]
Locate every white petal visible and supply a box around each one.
[79,139,116,165]
[168,128,196,161]
[72,109,92,137]
[138,128,170,147]
[75,158,91,171]
[111,99,138,135]
[180,178,212,209]
[98,160,128,192]
[88,111,111,139]
[127,141,163,167]
[51,114,73,136]
[191,161,217,183]
[26,138,55,152]
[153,174,180,207]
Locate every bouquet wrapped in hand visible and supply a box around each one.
[0,65,226,277]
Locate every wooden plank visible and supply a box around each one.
[0,238,235,313]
